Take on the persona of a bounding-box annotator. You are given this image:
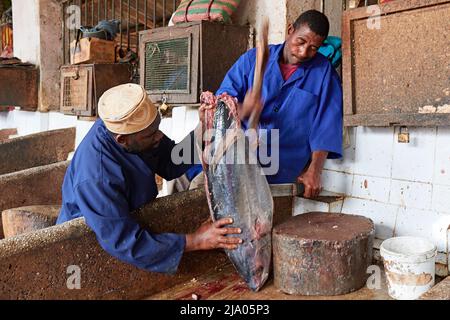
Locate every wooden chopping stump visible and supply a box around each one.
[273,212,375,296]
[1,205,61,238]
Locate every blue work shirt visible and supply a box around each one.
[216,43,343,184]
[185,164,203,181]
[57,119,194,274]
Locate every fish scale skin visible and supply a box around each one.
[202,96,273,292]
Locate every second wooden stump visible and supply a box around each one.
[273,212,375,296]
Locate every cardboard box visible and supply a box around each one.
[70,37,116,65]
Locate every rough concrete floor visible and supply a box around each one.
[420,276,450,300]
[146,262,394,300]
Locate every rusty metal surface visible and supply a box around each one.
[0,161,69,239]
[0,127,75,175]
[0,66,38,111]
[273,212,375,296]
[342,0,450,127]
[2,205,61,238]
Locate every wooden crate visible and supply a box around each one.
[0,66,38,110]
[70,37,116,65]
[60,63,132,117]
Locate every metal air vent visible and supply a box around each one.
[139,21,249,106]
[61,66,92,116]
[144,36,191,93]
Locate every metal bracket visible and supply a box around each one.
[269,183,305,198]
[398,126,410,143]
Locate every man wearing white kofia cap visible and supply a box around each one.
[57,83,242,274]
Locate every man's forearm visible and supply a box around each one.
[308,151,328,173]
[185,233,197,252]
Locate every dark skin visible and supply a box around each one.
[241,23,328,199]
[115,113,165,153]
[281,23,325,64]
[113,111,242,252]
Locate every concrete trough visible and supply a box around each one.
[0,161,69,238]
[2,205,61,238]
[0,127,75,175]
[0,189,293,299]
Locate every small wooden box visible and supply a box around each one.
[60,63,132,116]
[0,66,38,111]
[70,37,116,65]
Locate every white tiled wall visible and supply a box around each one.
[434,127,450,186]
[432,185,450,214]
[1,110,94,149]
[391,127,436,183]
[2,108,199,150]
[313,126,450,260]
[351,175,391,203]
[159,118,173,138]
[12,0,40,65]
[171,107,188,143]
[3,108,49,136]
[167,107,199,143]
[323,127,356,174]
[341,197,399,240]
[352,127,394,178]
[395,208,450,252]
[74,120,96,148]
[321,170,353,195]
[293,195,344,216]
[48,112,78,131]
[389,179,433,210]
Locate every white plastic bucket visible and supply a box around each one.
[380,236,436,300]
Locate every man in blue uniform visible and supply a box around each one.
[57,83,242,274]
[216,10,343,198]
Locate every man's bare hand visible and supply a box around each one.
[297,169,322,199]
[198,103,214,125]
[298,151,328,198]
[185,217,242,252]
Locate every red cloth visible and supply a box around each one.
[279,62,299,81]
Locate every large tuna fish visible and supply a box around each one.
[199,90,273,292]
[197,21,271,292]
[198,21,271,292]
